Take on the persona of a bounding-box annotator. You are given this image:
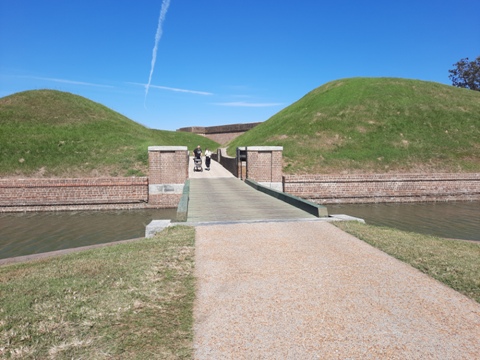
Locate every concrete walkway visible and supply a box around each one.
[189,159,480,358]
[187,178,316,223]
[188,157,234,180]
[187,158,316,223]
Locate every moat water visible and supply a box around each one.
[0,201,478,260]
[0,209,176,260]
[329,201,479,241]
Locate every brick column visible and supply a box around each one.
[148,146,188,207]
[245,146,283,191]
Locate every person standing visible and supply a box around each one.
[205,148,212,170]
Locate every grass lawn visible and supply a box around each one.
[0,226,195,359]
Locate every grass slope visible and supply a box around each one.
[0,90,219,177]
[228,78,480,174]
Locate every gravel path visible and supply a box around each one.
[193,220,480,359]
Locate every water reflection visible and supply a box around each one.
[329,201,479,241]
[0,209,176,260]
[1,202,478,261]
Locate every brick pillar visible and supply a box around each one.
[245,146,283,191]
[148,146,188,207]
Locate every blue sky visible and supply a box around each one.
[1,0,479,131]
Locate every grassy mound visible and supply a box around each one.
[0,90,219,177]
[228,78,480,174]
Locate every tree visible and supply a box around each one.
[448,56,480,91]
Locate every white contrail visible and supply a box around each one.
[145,0,171,105]
[26,76,114,88]
[214,101,283,107]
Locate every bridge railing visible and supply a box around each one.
[213,148,240,177]
[214,146,283,189]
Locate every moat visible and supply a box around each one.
[0,201,478,260]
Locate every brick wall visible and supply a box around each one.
[215,146,282,186]
[206,131,246,145]
[247,151,271,182]
[177,122,261,144]
[0,178,148,212]
[271,150,283,183]
[0,146,190,212]
[246,147,283,190]
[283,173,480,204]
[4,146,478,213]
[148,147,188,184]
[213,148,238,177]
[148,146,188,206]
[176,126,206,135]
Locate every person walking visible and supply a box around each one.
[205,148,212,170]
[193,145,202,159]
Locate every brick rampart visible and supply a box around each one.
[0,178,149,212]
[205,131,246,145]
[177,122,261,144]
[283,173,480,204]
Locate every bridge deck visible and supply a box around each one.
[187,158,315,223]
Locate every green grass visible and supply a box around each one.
[3,79,479,177]
[0,226,195,359]
[228,78,480,174]
[0,90,219,177]
[335,221,480,303]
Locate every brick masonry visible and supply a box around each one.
[177,122,261,145]
[0,178,149,212]
[213,148,239,177]
[283,173,480,204]
[206,131,246,145]
[148,146,188,207]
[148,147,188,185]
[0,147,190,212]
[2,145,479,212]
[246,147,283,190]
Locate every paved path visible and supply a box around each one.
[187,158,316,223]
[194,221,480,359]
[187,178,316,223]
[188,157,234,180]
[189,159,480,358]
